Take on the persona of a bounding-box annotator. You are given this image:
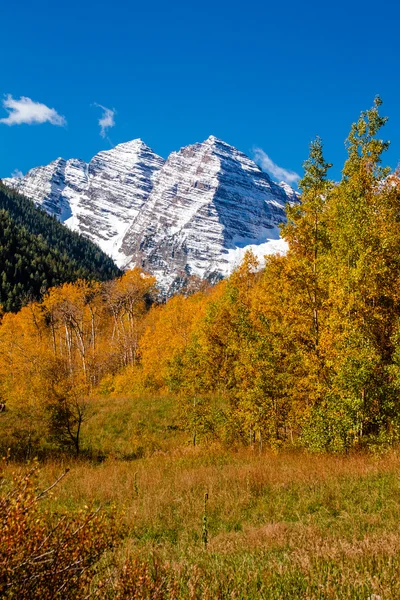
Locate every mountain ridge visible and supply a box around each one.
[3,137,297,292]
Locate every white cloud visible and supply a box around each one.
[11,169,23,179]
[94,103,116,138]
[253,148,300,185]
[0,95,66,126]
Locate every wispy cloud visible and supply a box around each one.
[253,148,300,185]
[94,103,116,138]
[11,169,23,179]
[0,95,66,126]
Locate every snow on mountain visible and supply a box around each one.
[4,140,164,264]
[120,136,292,290]
[3,136,297,292]
[278,180,300,203]
[3,157,88,218]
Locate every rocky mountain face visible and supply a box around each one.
[3,137,297,292]
[4,140,165,262]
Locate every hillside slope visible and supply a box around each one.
[0,182,120,311]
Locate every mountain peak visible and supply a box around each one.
[120,135,291,291]
[48,157,66,169]
[204,134,230,147]
[112,138,147,150]
[3,137,294,292]
[104,139,161,158]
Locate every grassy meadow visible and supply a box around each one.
[3,394,400,599]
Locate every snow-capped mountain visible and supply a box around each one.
[120,136,290,288]
[4,140,165,262]
[3,137,297,292]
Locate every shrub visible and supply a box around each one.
[0,458,121,599]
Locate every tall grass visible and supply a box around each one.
[3,394,400,598]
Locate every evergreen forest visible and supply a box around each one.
[0,181,120,312]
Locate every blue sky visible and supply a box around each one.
[1,0,399,184]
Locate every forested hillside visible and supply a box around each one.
[0,181,120,311]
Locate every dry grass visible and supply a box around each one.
[4,395,400,598]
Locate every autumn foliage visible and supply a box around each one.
[0,458,120,599]
[2,99,400,454]
[0,268,156,457]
